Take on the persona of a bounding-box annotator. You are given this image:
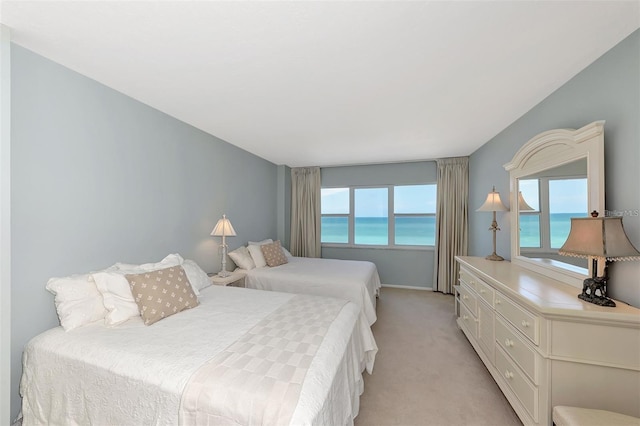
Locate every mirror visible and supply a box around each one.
[504,121,605,288]
[517,159,589,269]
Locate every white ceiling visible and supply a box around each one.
[2,1,639,167]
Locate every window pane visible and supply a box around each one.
[394,184,436,214]
[549,178,588,248]
[355,188,388,245]
[519,214,541,248]
[395,216,435,245]
[321,188,349,214]
[519,179,539,211]
[321,216,348,243]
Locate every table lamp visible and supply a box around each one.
[559,212,640,307]
[477,186,509,261]
[211,214,237,277]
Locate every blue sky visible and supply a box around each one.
[321,185,437,217]
[519,178,588,213]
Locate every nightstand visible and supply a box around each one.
[207,271,246,287]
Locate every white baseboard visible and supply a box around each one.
[381,284,433,291]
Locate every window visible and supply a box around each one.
[394,185,437,246]
[519,177,588,252]
[321,184,436,247]
[549,178,588,248]
[519,179,541,248]
[355,188,388,245]
[320,188,349,243]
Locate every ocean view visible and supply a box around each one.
[321,216,435,245]
[323,213,586,247]
[520,212,587,248]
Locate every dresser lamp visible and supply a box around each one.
[477,186,509,261]
[211,214,237,277]
[559,213,640,307]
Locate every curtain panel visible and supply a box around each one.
[434,157,469,294]
[290,167,321,258]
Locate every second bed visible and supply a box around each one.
[242,256,381,326]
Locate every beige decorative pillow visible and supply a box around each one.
[125,265,199,325]
[260,240,289,267]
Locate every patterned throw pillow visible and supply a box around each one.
[125,265,199,325]
[260,240,289,267]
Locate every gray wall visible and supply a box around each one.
[321,161,437,288]
[469,29,640,306]
[10,45,278,419]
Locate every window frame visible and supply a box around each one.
[321,183,437,249]
[519,175,588,254]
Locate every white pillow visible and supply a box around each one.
[92,271,142,326]
[46,272,110,331]
[182,259,211,291]
[115,253,183,272]
[228,246,256,270]
[247,244,268,268]
[282,247,293,258]
[114,253,200,295]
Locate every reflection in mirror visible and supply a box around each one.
[517,159,588,269]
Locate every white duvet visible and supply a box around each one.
[20,285,377,426]
[244,257,382,326]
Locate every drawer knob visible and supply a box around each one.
[462,295,468,300]
[463,315,469,321]
[521,320,530,328]
[496,299,502,305]
[479,289,486,294]
[504,370,514,380]
[504,338,514,347]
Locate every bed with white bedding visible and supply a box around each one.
[20,284,377,425]
[242,256,382,326]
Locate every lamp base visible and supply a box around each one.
[217,270,231,278]
[578,276,616,307]
[485,253,504,261]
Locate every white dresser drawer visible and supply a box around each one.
[476,278,495,307]
[495,316,537,384]
[477,300,495,364]
[459,268,478,292]
[496,346,539,423]
[459,303,478,338]
[495,292,539,345]
[458,283,478,316]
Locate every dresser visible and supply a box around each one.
[455,256,640,426]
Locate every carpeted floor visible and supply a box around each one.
[355,287,522,426]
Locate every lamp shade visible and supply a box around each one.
[558,217,640,261]
[476,187,508,212]
[518,191,535,212]
[210,214,237,237]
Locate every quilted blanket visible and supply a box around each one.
[179,294,348,425]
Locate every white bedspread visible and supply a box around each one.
[20,285,377,426]
[244,257,382,326]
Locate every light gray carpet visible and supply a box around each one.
[355,288,522,426]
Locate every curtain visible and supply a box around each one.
[434,157,469,294]
[290,167,321,258]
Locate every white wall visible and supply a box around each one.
[9,45,278,420]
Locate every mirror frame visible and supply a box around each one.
[503,120,605,288]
